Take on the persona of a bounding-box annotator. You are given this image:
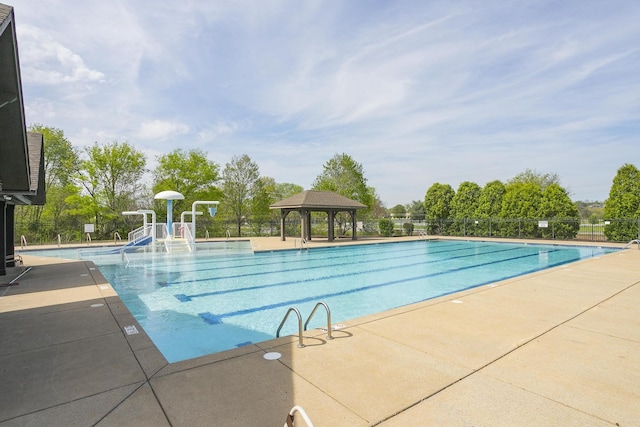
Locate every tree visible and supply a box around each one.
[152,148,222,229]
[424,183,454,234]
[508,168,560,191]
[450,181,481,235]
[406,200,426,221]
[222,154,261,236]
[603,163,640,241]
[312,153,373,208]
[474,180,505,236]
[252,177,276,236]
[77,141,147,238]
[500,182,543,237]
[16,125,81,243]
[28,124,80,188]
[312,153,374,235]
[273,182,304,200]
[539,183,580,239]
[389,204,406,218]
[367,187,387,219]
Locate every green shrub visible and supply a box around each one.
[403,222,414,236]
[378,218,395,237]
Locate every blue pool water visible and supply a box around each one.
[22,240,617,362]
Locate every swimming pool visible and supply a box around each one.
[22,240,617,362]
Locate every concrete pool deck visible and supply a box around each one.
[1,236,639,426]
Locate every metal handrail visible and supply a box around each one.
[284,405,314,427]
[303,302,333,340]
[624,239,640,249]
[276,307,305,348]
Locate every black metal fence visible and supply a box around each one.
[385,218,640,243]
[12,216,640,247]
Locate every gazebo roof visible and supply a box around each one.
[270,190,366,210]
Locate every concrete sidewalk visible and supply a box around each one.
[1,238,638,426]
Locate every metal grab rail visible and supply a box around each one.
[624,239,640,249]
[276,307,305,348]
[284,405,314,427]
[303,302,333,340]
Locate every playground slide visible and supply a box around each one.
[83,235,153,255]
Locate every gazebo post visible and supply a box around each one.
[328,210,335,242]
[351,210,357,240]
[280,210,287,241]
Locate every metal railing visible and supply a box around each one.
[277,302,334,347]
[276,307,305,348]
[284,406,314,427]
[303,302,333,340]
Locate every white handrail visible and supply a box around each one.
[20,235,27,248]
[57,234,61,247]
[181,223,195,252]
[284,406,314,427]
[86,233,92,245]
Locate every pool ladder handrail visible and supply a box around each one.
[304,302,333,340]
[276,307,305,348]
[624,239,640,249]
[276,302,333,348]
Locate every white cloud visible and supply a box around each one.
[197,122,240,143]
[137,120,189,141]
[18,24,104,85]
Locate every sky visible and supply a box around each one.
[8,0,640,206]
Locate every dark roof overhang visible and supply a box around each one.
[0,4,30,193]
[0,4,45,205]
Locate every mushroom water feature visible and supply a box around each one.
[154,190,185,239]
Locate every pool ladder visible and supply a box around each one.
[276,302,333,348]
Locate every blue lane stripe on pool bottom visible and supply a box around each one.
[195,249,566,325]
[165,242,491,288]
[174,245,519,302]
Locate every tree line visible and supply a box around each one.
[385,165,640,241]
[16,124,640,243]
[17,125,381,243]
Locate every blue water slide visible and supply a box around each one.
[122,235,153,252]
[82,235,154,255]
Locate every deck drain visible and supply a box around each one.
[90,303,104,308]
[263,352,282,360]
[451,300,463,304]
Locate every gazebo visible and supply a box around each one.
[270,190,367,242]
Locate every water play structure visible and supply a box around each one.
[117,192,219,254]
